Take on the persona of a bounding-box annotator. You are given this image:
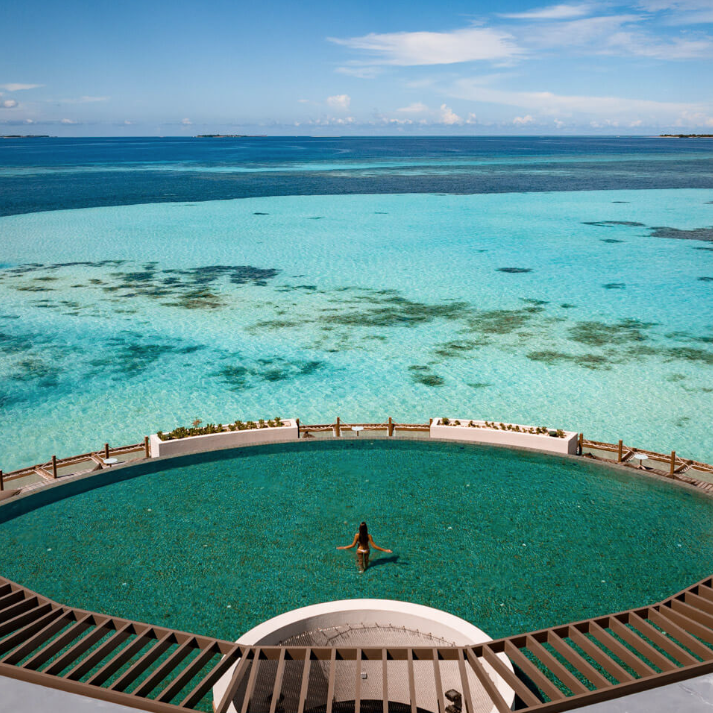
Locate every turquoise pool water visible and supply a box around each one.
[1,440,712,642]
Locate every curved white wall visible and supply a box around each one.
[214,600,515,713]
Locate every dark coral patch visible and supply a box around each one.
[253,212,269,215]
[603,283,626,290]
[600,239,624,244]
[10,357,61,386]
[408,364,445,387]
[649,226,713,242]
[568,319,656,348]
[699,276,713,282]
[527,350,612,370]
[433,341,479,358]
[582,221,645,228]
[497,267,532,274]
[215,358,326,391]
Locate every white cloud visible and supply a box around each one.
[675,111,713,127]
[449,79,712,120]
[1,100,18,109]
[326,94,351,110]
[329,27,522,66]
[397,102,429,113]
[56,96,110,104]
[0,83,41,91]
[60,118,76,124]
[636,0,713,19]
[513,114,534,125]
[297,99,310,103]
[440,104,463,125]
[466,112,478,124]
[181,118,192,125]
[500,4,593,20]
[335,66,383,79]
[554,119,565,128]
[629,119,643,126]
[605,31,712,59]
[123,120,133,125]
[306,115,356,126]
[524,15,642,49]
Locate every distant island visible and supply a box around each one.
[660,134,713,138]
[196,134,267,138]
[0,134,51,139]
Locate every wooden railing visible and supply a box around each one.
[2,421,713,710]
[2,423,712,499]
[1,573,713,713]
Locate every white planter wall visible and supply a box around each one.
[149,419,298,458]
[431,419,579,455]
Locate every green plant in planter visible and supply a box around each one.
[453,420,461,426]
[556,429,565,438]
[441,417,450,425]
[247,421,257,429]
[274,416,283,427]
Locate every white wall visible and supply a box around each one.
[149,420,298,458]
[214,600,515,713]
[431,419,579,455]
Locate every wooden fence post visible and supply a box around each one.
[0,470,3,491]
[388,417,394,437]
[670,451,676,476]
[617,440,623,463]
[104,443,110,459]
[52,455,58,479]
[335,417,341,438]
[144,436,150,458]
[578,433,584,454]
[296,418,300,439]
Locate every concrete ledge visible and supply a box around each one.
[149,419,298,458]
[431,418,579,455]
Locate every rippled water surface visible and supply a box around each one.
[0,137,712,470]
[1,440,712,641]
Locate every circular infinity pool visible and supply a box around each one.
[1,440,712,641]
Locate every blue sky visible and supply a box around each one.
[0,0,711,135]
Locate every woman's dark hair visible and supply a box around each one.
[358,521,369,547]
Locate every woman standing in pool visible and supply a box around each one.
[337,522,392,572]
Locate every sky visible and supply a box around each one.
[0,0,711,136]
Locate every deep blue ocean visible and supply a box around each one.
[1,136,712,471]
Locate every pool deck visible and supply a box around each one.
[2,418,713,713]
[4,671,712,713]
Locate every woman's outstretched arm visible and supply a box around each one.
[369,534,392,553]
[337,533,360,550]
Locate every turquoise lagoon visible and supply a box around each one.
[1,440,712,641]
[0,187,712,470]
